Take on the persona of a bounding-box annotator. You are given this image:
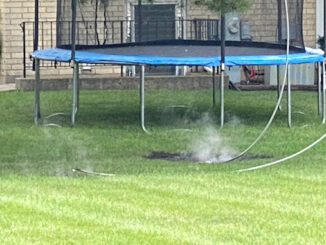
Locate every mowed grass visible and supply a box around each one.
[0,89,325,244]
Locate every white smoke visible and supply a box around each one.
[190,127,237,163]
[228,115,242,127]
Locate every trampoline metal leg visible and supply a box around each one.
[139,65,148,132]
[212,66,216,107]
[287,64,291,128]
[277,65,282,111]
[318,62,322,116]
[322,61,326,124]
[71,61,79,127]
[76,62,80,109]
[34,58,41,125]
[220,65,225,128]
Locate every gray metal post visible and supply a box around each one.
[33,0,39,53]
[277,0,282,44]
[138,0,142,42]
[220,13,225,128]
[277,65,282,111]
[71,0,77,60]
[32,0,39,71]
[139,65,148,132]
[76,62,80,109]
[318,62,322,115]
[34,58,41,125]
[71,61,79,126]
[323,0,326,123]
[220,65,225,128]
[287,64,291,127]
[56,0,62,47]
[212,66,216,106]
[277,0,282,112]
[322,61,326,124]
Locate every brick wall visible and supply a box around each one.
[190,0,316,46]
[303,0,316,47]
[187,2,218,19]
[242,0,316,47]
[0,0,123,84]
[0,0,58,83]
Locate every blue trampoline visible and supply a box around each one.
[31,0,326,129]
[33,40,323,66]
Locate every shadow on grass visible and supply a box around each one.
[1,90,319,129]
[0,90,322,177]
[72,103,310,129]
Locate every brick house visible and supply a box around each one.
[0,0,321,84]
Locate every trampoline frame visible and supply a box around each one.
[32,0,326,129]
[33,58,326,130]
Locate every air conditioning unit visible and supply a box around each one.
[224,12,240,41]
[224,12,241,82]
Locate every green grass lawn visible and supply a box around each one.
[0,89,325,244]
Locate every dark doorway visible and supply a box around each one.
[135,4,176,75]
[135,4,175,42]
